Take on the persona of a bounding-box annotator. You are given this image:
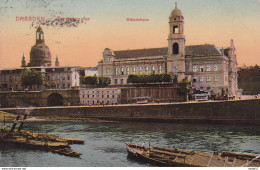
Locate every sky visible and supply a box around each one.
[0,0,260,69]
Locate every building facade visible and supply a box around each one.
[79,88,121,105]
[97,4,240,98]
[0,26,80,91]
[0,66,80,91]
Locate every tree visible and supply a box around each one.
[98,76,111,87]
[83,75,98,87]
[178,78,191,101]
[127,73,173,84]
[82,75,111,87]
[43,81,56,89]
[21,69,43,89]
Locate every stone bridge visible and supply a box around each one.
[0,89,80,107]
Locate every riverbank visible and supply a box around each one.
[1,99,259,126]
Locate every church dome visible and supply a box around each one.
[29,43,51,66]
[171,8,182,17]
[28,26,52,67]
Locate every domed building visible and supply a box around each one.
[28,26,52,67]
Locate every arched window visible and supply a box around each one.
[121,67,124,75]
[172,43,179,54]
[151,66,155,74]
[158,65,163,73]
[145,66,149,74]
[138,66,142,73]
[115,68,118,75]
[126,67,130,75]
[132,67,136,74]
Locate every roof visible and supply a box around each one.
[185,44,222,56]
[114,47,168,59]
[171,8,182,17]
[113,44,222,59]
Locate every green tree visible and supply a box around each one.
[21,69,43,89]
[83,75,98,87]
[127,73,173,84]
[178,78,191,101]
[98,76,111,87]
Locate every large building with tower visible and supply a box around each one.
[0,26,80,92]
[97,4,240,98]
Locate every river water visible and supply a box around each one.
[0,121,259,167]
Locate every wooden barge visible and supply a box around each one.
[126,143,260,167]
[0,128,84,157]
[0,114,85,157]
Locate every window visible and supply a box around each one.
[114,79,118,84]
[132,67,136,74]
[225,76,228,82]
[138,66,142,73]
[207,87,210,90]
[67,75,70,80]
[200,76,204,82]
[115,68,118,75]
[200,66,204,72]
[192,65,197,72]
[145,66,149,74]
[173,66,178,73]
[193,77,197,82]
[120,79,124,84]
[214,75,219,82]
[172,43,179,54]
[106,68,110,75]
[214,65,218,71]
[57,75,60,80]
[107,95,109,98]
[173,26,179,34]
[206,76,211,82]
[206,65,211,72]
[68,83,70,88]
[151,66,155,74]
[126,67,130,75]
[158,65,163,73]
[121,67,124,75]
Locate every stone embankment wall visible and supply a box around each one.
[1,99,259,125]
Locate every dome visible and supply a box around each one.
[28,43,52,66]
[171,8,182,17]
[103,48,115,56]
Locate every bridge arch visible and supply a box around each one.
[47,93,64,106]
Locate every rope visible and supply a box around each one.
[241,155,260,167]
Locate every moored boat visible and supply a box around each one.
[126,143,260,167]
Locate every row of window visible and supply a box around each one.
[193,75,220,82]
[107,65,164,76]
[46,74,78,81]
[82,94,115,99]
[81,100,118,105]
[114,79,124,84]
[192,65,219,72]
[81,90,116,95]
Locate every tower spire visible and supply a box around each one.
[55,55,59,66]
[175,2,177,8]
[21,53,26,67]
